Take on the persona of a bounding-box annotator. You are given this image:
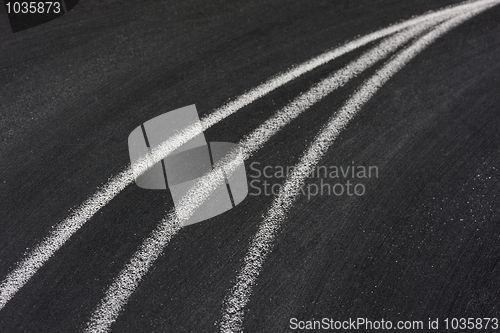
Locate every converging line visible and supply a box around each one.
[0,0,495,318]
[84,10,475,333]
[218,4,500,332]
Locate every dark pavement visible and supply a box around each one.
[1,0,499,331]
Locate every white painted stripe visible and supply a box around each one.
[0,0,494,314]
[200,0,499,132]
[175,20,445,227]
[219,5,499,332]
[84,10,478,332]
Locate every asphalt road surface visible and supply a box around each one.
[1,0,499,332]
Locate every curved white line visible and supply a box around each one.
[85,13,470,332]
[218,5,499,332]
[0,0,494,314]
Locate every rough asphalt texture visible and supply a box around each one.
[0,0,499,332]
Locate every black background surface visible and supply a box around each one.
[4,0,66,33]
[0,0,499,332]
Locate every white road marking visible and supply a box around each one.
[84,8,481,331]
[0,0,495,315]
[218,5,499,332]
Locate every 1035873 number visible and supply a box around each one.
[444,318,499,330]
[5,2,62,14]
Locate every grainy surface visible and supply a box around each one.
[1,0,499,332]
